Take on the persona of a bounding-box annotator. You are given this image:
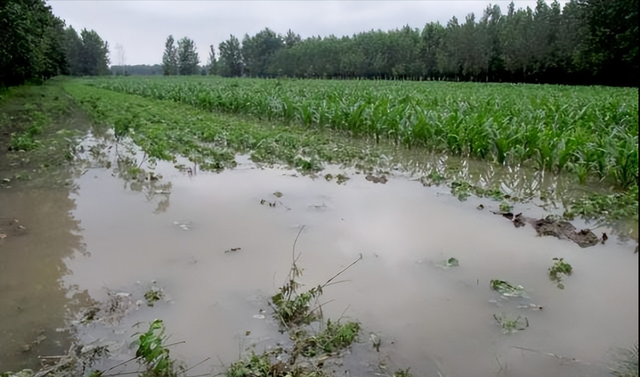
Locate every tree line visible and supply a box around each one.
[1,0,110,87]
[164,0,637,86]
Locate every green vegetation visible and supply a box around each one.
[207,1,638,87]
[549,258,573,289]
[393,369,413,377]
[133,319,183,377]
[63,81,384,174]
[567,186,639,223]
[0,80,88,186]
[612,343,639,377]
[82,76,638,189]
[1,0,110,88]
[493,313,529,334]
[292,320,360,358]
[144,288,164,307]
[59,76,638,231]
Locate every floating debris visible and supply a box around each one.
[260,199,276,207]
[370,332,381,352]
[365,173,388,184]
[446,257,459,267]
[490,279,526,298]
[173,221,192,231]
[224,247,242,253]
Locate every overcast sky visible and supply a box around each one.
[47,1,566,66]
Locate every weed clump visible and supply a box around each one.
[292,319,360,357]
[133,319,183,377]
[144,287,164,307]
[549,258,572,289]
[612,343,639,377]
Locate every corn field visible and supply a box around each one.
[83,76,639,188]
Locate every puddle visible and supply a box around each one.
[0,141,638,376]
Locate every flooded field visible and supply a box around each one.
[1,134,637,376]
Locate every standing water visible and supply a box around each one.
[1,146,637,377]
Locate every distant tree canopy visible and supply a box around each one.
[205,0,638,86]
[0,0,110,87]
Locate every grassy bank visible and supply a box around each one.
[0,78,89,188]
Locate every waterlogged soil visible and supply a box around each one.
[1,142,638,376]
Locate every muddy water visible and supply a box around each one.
[1,150,638,376]
[0,176,91,370]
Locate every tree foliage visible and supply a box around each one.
[218,35,243,77]
[0,0,109,87]
[201,0,637,86]
[162,35,178,76]
[177,37,199,75]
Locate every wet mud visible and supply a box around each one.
[494,212,602,248]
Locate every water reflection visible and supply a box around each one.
[0,169,90,371]
[0,129,178,371]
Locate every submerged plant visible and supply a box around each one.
[144,287,164,307]
[393,368,414,377]
[611,343,639,377]
[549,258,572,289]
[490,279,526,297]
[493,313,529,334]
[270,226,362,328]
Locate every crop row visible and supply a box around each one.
[82,77,639,188]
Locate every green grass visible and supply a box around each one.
[80,76,638,188]
[0,79,88,187]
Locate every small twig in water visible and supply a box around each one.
[102,356,137,374]
[321,253,363,289]
[183,357,211,374]
[292,225,306,264]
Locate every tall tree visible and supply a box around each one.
[0,0,70,86]
[218,35,243,77]
[284,29,301,49]
[162,35,178,75]
[241,28,283,77]
[577,0,639,85]
[63,26,82,76]
[177,37,199,75]
[420,22,445,80]
[207,45,218,75]
[78,29,110,76]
